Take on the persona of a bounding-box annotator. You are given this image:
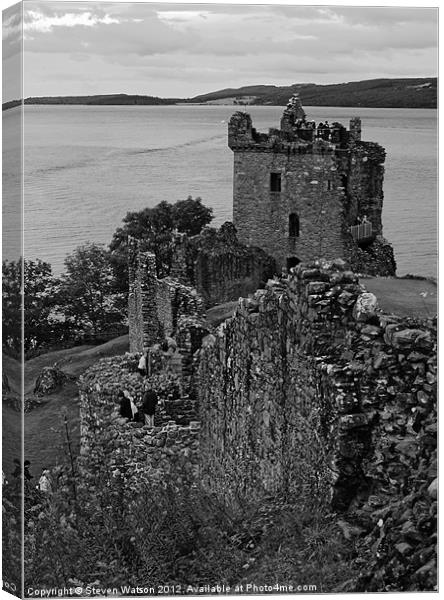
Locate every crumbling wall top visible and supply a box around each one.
[228,95,372,153]
[280,93,306,132]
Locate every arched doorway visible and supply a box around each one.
[287,256,300,270]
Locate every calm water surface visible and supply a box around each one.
[2,105,437,277]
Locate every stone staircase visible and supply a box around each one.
[169,350,183,378]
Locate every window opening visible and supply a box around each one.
[289,213,300,237]
[270,172,282,192]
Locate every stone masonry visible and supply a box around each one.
[196,259,436,589]
[192,223,276,306]
[79,354,200,493]
[169,223,276,307]
[198,261,436,509]
[228,95,395,274]
[128,238,206,353]
[82,258,436,590]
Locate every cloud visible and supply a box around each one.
[329,6,437,26]
[18,2,438,100]
[24,10,119,34]
[23,3,198,56]
[2,4,22,60]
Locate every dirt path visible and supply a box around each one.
[3,335,130,479]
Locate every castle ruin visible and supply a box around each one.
[228,94,396,274]
[81,96,436,591]
[81,259,436,591]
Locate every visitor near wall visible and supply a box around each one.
[142,388,159,427]
[24,460,33,481]
[119,390,133,420]
[129,395,138,420]
[137,349,148,377]
[38,469,52,494]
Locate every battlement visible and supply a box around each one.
[228,95,374,156]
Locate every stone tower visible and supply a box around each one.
[228,94,395,274]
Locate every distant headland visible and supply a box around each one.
[2,77,437,111]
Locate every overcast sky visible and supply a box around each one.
[2,1,439,100]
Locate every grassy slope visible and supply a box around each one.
[191,78,437,108]
[206,301,239,328]
[205,278,437,326]
[2,335,129,479]
[361,277,437,318]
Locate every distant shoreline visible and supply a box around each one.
[2,77,437,111]
[3,99,438,111]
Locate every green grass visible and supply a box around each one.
[361,277,437,318]
[206,301,239,327]
[3,335,130,479]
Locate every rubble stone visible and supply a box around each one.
[353,292,378,322]
[33,366,72,396]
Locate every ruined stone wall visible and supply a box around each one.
[349,236,397,276]
[84,258,436,589]
[128,248,165,352]
[232,150,348,270]
[168,225,276,308]
[194,247,275,307]
[156,282,174,338]
[128,244,206,353]
[128,244,151,352]
[192,224,276,306]
[347,141,386,235]
[79,355,200,490]
[169,233,192,285]
[198,260,436,521]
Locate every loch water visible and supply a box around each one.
[2,104,437,277]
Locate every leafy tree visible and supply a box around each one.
[2,259,59,357]
[109,197,213,292]
[2,259,21,357]
[59,242,124,335]
[172,196,213,236]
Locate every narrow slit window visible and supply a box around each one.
[327,179,332,191]
[289,213,300,237]
[270,172,281,192]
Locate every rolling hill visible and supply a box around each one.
[2,78,437,111]
[190,78,437,108]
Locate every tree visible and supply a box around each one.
[59,242,124,336]
[2,259,21,357]
[172,196,213,236]
[2,259,59,357]
[109,197,213,292]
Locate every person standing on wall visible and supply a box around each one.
[161,336,178,372]
[119,390,133,420]
[142,388,159,427]
[137,347,149,377]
